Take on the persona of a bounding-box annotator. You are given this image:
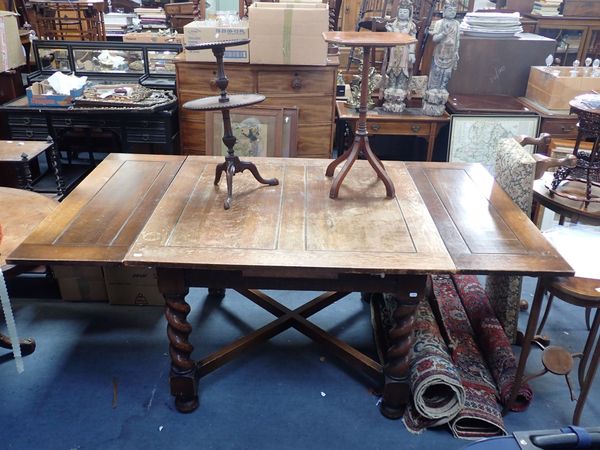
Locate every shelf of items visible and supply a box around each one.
[525,15,600,66]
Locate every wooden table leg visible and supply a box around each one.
[157,268,197,413]
[379,275,428,419]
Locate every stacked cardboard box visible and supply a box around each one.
[248,2,329,66]
[183,19,249,63]
[104,267,164,306]
[51,265,108,302]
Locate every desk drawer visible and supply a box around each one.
[127,128,168,143]
[365,121,431,136]
[8,115,47,128]
[51,117,122,128]
[258,69,334,96]
[9,126,50,140]
[540,117,578,139]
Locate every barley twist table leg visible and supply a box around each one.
[158,269,197,412]
[379,275,427,419]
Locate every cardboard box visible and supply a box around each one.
[122,32,184,44]
[248,3,328,66]
[183,20,249,63]
[51,265,108,302]
[525,66,600,111]
[26,81,84,107]
[562,0,599,16]
[104,266,164,306]
[0,12,26,72]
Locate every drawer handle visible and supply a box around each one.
[371,124,380,131]
[142,121,149,128]
[98,120,106,126]
[142,133,150,141]
[291,77,302,90]
[561,126,574,132]
[25,130,33,138]
[210,78,217,90]
[411,125,421,132]
[65,118,72,126]
[23,117,31,125]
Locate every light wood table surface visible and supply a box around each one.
[7,154,574,418]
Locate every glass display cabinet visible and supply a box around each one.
[27,39,182,90]
[525,15,600,67]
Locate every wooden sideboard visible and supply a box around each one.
[175,54,339,158]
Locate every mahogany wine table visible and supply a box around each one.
[7,154,573,417]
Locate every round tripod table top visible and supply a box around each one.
[183,93,266,111]
[0,187,58,271]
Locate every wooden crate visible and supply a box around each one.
[525,66,600,111]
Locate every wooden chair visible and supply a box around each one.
[35,1,106,41]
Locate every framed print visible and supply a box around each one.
[448,114,540,175]
[206,107,284,157]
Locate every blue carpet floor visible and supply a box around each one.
[1,276,599,450]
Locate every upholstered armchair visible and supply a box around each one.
[485,134,576,343]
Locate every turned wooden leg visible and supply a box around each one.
[380,275,427,419]
[157,268,197,413]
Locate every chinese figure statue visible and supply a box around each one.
[422,0,460,116]
[383,0,417,113]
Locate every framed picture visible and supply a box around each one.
[206,107,293,158]
[448,114,540,175]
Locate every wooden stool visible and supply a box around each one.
[507,274,600,425]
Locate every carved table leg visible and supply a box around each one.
[157,268,197,413]
[0,333,36,356]
[380,275,428,419]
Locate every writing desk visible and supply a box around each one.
[7,154,573,418]
[335,101,450,162]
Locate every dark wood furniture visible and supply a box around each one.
[174,53,339,158]
[0,186,58,356]
[336,101,450,162]
[7,153,573,418]
[519,97,579,142]
[447,94,535,116]
[0,139,64,194]
[323,31,417,199]
[0,96,180,156]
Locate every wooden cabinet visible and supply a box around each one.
[175,54,339,158]
[525,15,600,66]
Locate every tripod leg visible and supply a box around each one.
[236,160,279,186]
[326,137,356,177]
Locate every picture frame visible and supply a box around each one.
[206,106,298,158]
[448,114,540,174]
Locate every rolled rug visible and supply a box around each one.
[451,274,533,412]
[370,293,465,434]
[403,298,465,433]
[432,275,506,440]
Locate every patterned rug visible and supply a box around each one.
[451,275,533,412]
[432,275,506,440]
[402,298,466,433]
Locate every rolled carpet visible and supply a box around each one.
[370,293,465,433]
[403,298,466,433]
[451,274,533,412]
[432,275,507,440]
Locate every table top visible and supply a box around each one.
[336,101,450,123]
[0,187,58,270]
[446,94,535,115]
[7,154,573,279]
[0,140,53,162]
[322,31,417,48]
